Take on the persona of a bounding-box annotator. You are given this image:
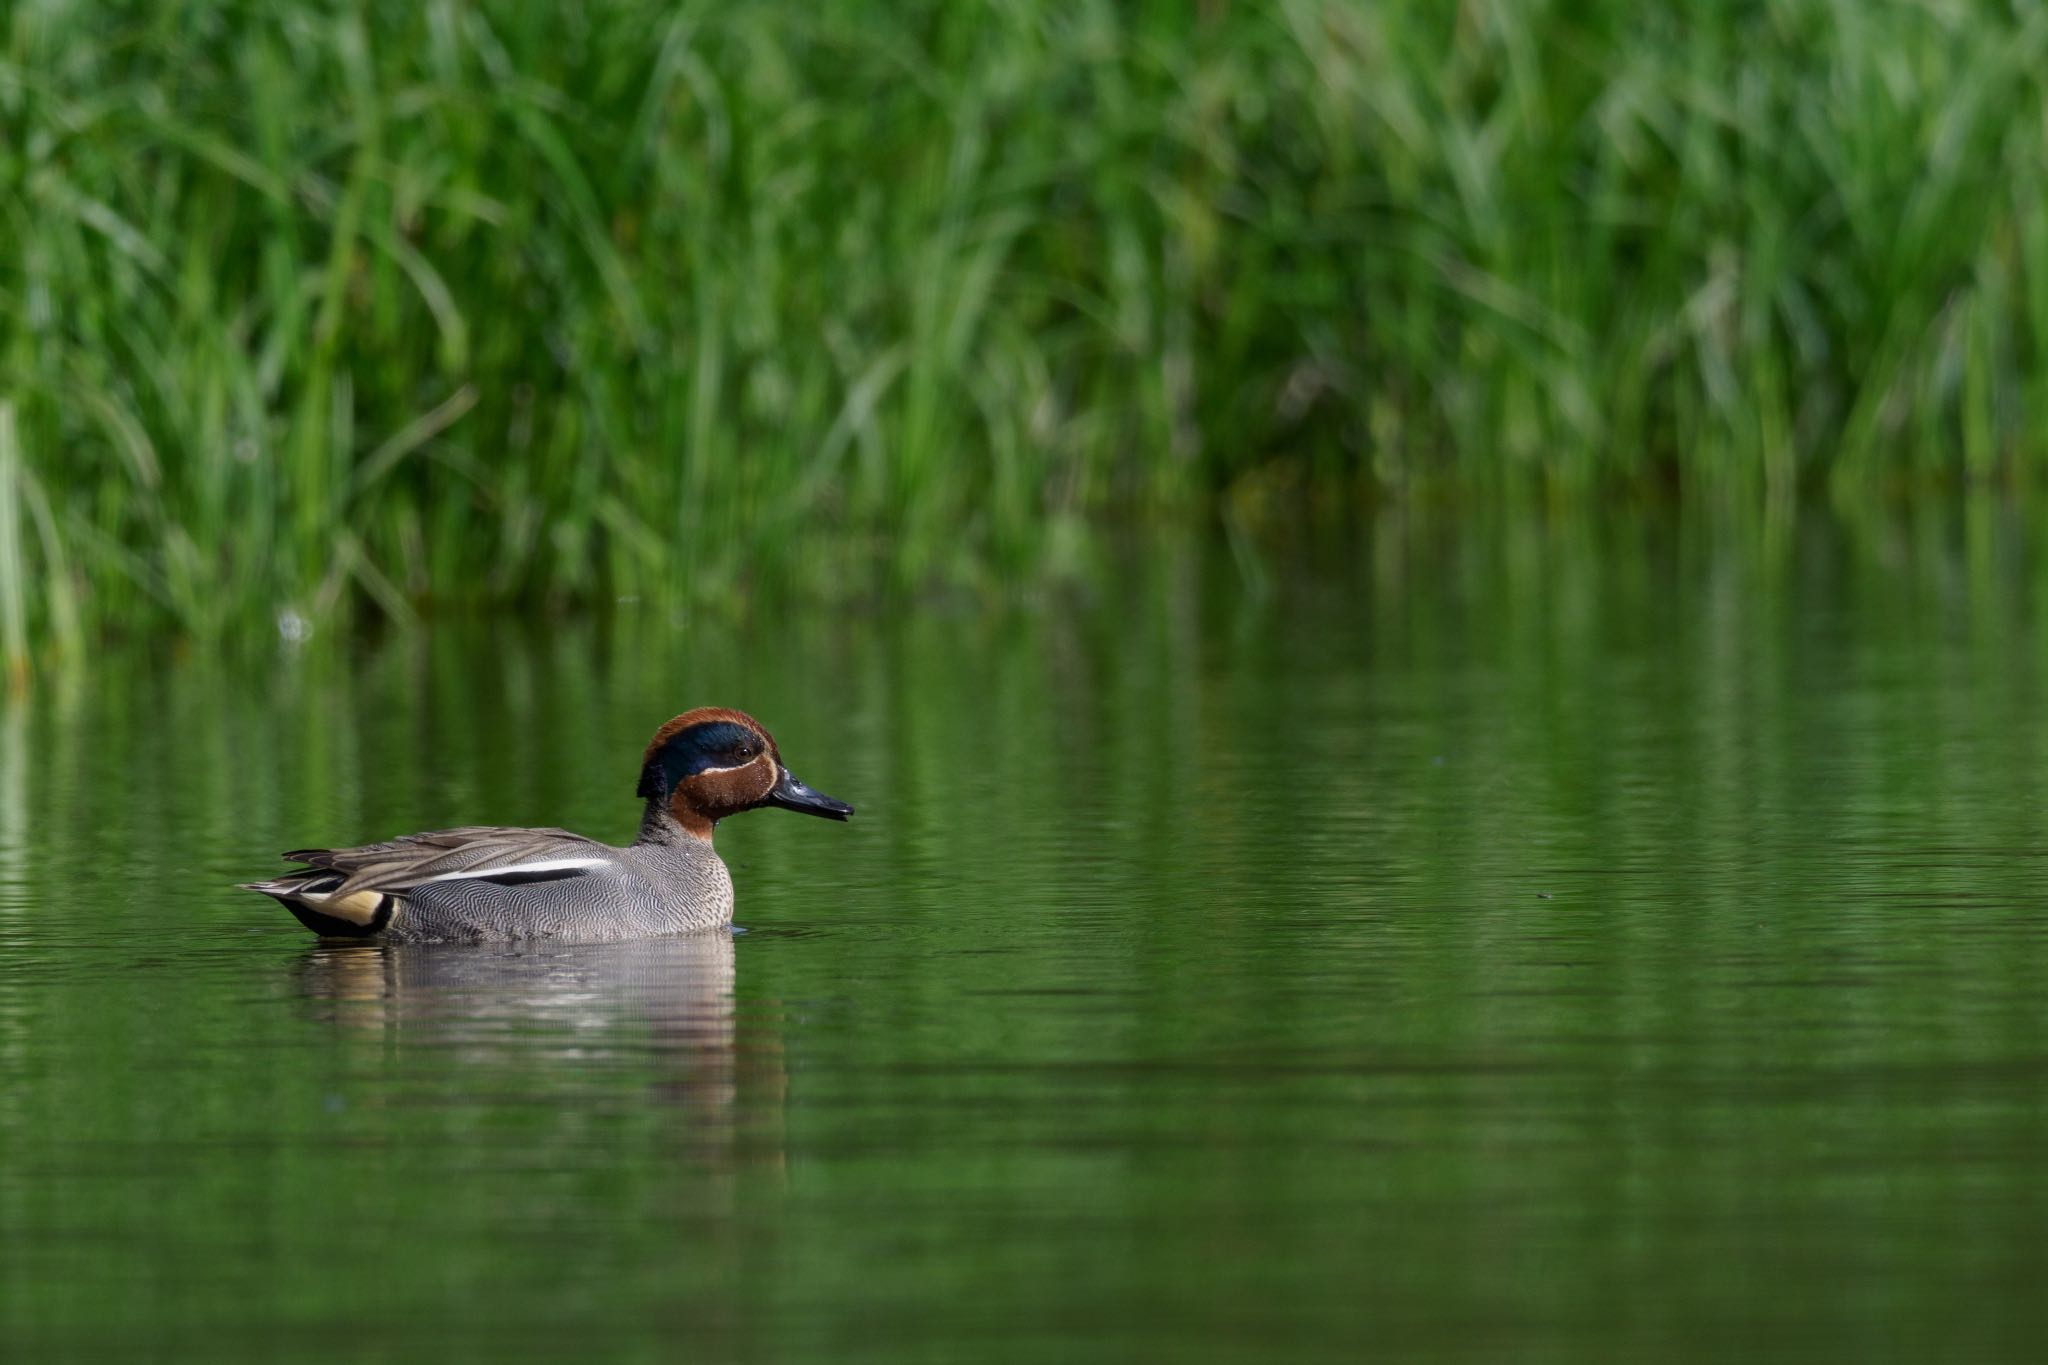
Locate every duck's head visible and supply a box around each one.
[636,707,853,839]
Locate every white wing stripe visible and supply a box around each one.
[416,857,607,885]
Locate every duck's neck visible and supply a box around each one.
[637,797,714,846]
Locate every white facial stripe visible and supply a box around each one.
[689,754,769,777]
[416,857,606,885]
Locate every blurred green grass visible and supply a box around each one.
[4,0,2047,661]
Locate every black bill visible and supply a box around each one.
[765,768,854,820]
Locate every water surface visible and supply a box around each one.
[4,509,2048,1362]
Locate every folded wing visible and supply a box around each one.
[243,826,610,936]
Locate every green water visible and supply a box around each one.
[5,510,2048,1362]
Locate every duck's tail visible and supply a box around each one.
[240,869,395,938]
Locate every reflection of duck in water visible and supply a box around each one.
[244,708,851,943]
[299,933,772,1143]
[301,932,738,1044]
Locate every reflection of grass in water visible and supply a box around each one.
[6,3,2048,660]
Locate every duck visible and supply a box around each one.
[241,707,852,943]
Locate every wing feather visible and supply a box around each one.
[278,826,607,895]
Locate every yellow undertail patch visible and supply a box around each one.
[319,889,386,926]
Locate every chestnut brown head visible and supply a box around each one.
[636,707,853,839]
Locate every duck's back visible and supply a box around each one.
[246,824,734,943]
